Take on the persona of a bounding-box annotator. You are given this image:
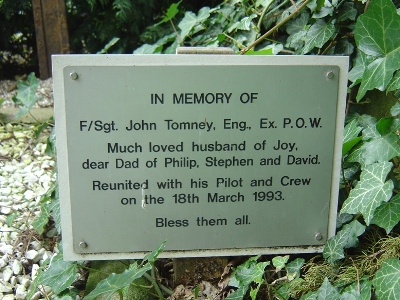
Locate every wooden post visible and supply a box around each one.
[32,0,70,79]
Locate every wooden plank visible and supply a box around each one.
[32,0,70,79]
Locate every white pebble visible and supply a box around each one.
[3,294,15,300]
[25,250,39,261]
[9,276,16,286]
[23,190,35,200]
[30,241,42,251]
[0,280,13,293]
[12,260,22,275]
[0,188,11,196]
[0,207,11,215]
[9,232,18,241]
[18,276,31,289]
[2,267,12,282]
[15,285,27,300]
[0,245,12,255]
[0,259,6,269]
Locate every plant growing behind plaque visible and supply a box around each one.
[18,0,400,299]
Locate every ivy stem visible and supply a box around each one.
[256,0,275,31]
[241,0,312,54]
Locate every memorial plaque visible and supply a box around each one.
[53,55,348,260]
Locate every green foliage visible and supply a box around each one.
[83,262,152,300]
[12,72,40,119]
[352,0,400,101]
[372,258,400,299]
[227,256,270,300]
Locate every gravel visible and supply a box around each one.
[0,78,54,108]
[0,123,57,299]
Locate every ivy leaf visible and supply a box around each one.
[286,12,309,35]
[227,256,269,300]
[390,102,400,117]
[371,194,400,234]
[272,255,289,272]
[143,240,166,264]
[340,278,371,300]
[157,0,182,25]
[348,51,369,85]
[360,124,400,165]
[337,2,357,22]
[323,220,366,263]
[341,162,394,225]
[83,262,152,300]
[335,39,354,56]
[300,291,317,300]
[317,278,340,299]
[342,119,363,156]
[41,254,77,294]
[301,19,335,54]
[178,7,210,41]
[354,0,400,100]
[236,14,257,31]
[225,286,249,300]
[32,202,51,235]
[387,70,400,93]
[230,257,269,287]
[285,258,305,280]
[14,72,40,119]
[372,258,400,300]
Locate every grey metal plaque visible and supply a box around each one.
[53,55,348,260]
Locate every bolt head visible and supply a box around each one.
[326,71,334,79]
[79,241,87,249]
[70,72,79,80]
[315,233,323,241]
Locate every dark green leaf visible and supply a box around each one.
[376,118,393,135]
[272,255,289,272]
[14,72,40,119]
[32,202,51,235]
[178,7,210,41]
[387,70,400,93]
[371,194,400,234]
[342,119,363,155]
[158,1,182,24]
[340,278,371,300]
[317,278,340,299]
[143,240,166,264]
[301,19,335,54]
[236,14,257,31]
[354,0,400,100]
[341,162,394,225]
[300,290,317,300]
[372,258,400,299]
[42,254,78,294]
[225,285,249,300]
[97,37,120,54]
[286,12,309,35]
[231,256,269,286]
[390,102,400,116]
[285,258,305,280]
[83,262,152,300]
[337,2,357,22]
[362,131,400,165]
[335,39,354,56]
[323,220,366,263]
